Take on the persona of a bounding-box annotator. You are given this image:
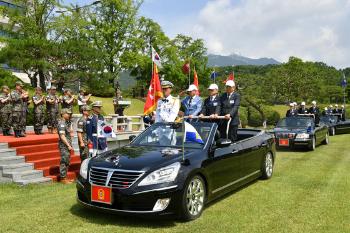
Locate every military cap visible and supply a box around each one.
[15,81,24,87]
[81,105,91,111]
[50,86,57,90]
[161,80,174,88]
[35,86,42,91]
[92,101,103,107]
[61,108,72,115]
[2,85,9,90]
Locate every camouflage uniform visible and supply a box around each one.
[0,92,12,133]
[33,94,45,133]
[61,95,74,112]
[77,116,88,161]
[58,118,72,179]
[46,94,59,130]
[11,90,24,132]
[21,96,29,132]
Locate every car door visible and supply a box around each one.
[204,143,244,196]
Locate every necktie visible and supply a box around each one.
[189,97,192,106]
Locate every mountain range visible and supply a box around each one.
[208,54,280,67]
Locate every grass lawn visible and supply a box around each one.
[1,136,350,233]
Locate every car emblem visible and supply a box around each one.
[108,156,120,166]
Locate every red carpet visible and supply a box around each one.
[0,134,81,181]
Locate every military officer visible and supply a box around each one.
[58,108,73,184]
[155,81,180,123]
[11,81,26,138]
[298,102,308,114]
[86,101,108,156]
[46,86,60,133]
[308,101,320,124]
[219,80,240,142]
[61,89,75,112]
[199,84,221,120]
[181,84,202,121]
[0,86,13,136]
[21,88,30,135]
[32,87,46,135]
[77,105,91,161]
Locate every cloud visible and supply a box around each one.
[188,0,350,68]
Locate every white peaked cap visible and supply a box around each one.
[225,80,235,87]
[301,102,306,105]
[312,101,316,105]
[208,84,219,90]
[187,84,198,92]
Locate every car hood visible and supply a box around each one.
[89,145,200,171]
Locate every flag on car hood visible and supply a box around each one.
[184,122,204,144]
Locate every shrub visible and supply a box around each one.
[239,107,248,128]
[247,106,280,127]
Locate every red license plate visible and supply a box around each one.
[279,139,289,146]
[91,185,112,205]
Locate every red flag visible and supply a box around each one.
[223,72,235,83]
[144,63,163,115]
[193,68,200,96]
[182,62,190,75]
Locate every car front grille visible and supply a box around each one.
[276,133,295,139]
[89,167,144,189]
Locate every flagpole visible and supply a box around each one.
[188,60,191,87]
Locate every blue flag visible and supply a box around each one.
[341,74,347,88]
[184,122,204,144]
[210,71,219,80]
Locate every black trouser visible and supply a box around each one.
[219,121,238,142]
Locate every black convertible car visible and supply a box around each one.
[274,116,329,150]
[320,114,350,135]
[76,122,276,221]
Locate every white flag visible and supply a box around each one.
[97,120,116,138]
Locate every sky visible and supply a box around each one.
[63,0,350,68]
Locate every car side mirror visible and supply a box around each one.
[129,135,136,142]
[216,138,232,148]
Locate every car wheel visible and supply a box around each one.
[323,132,329,145]
[179,175,206,221]
[261,152,274,179]
[308,136,316,151]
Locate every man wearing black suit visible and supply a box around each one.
[286,103,297,117]
[340,105,346,121]
[308,101,320,124]
[333,104,340,114]
[199,84,221,119]
[219,80,240,142]
[298,102,309,114]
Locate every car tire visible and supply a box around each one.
[179,175,206,221]
[261,152,274,180]
[322,132,329,145]
[308,136,316,151]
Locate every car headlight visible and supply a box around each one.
[79,158,91,180]
[296,133,310,139]
[138,162,181,186]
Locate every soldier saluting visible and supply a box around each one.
[0,86,13,136]
[61,89,75,112]
[58,108,74,184]
[11,81,26,138]
[32,87,46,135]
[46,86,60,134]
[77,105,91,162]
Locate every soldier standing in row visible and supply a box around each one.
[0,86,12,136]
[46,86,60,134]
[11,82,26,138]
[58,108,73,184]
[32,87,46,135]
[77,105,91,162]
[77,89,92,113]
[61,89,75,112]
[21,89,30,136]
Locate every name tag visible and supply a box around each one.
[213,103,218,106]
[230,100,235,104]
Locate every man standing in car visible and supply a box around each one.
[181,84,202,121]
[308,101,320,124]
[199,84,221,121]
[155,81,180,123]
[219,80,240,142]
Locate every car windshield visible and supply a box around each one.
[131,122,213,149]
[277,117,314,128]
[320,115,338,123]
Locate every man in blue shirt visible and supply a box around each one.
[181,84,202,121]
[86,101,108,156]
